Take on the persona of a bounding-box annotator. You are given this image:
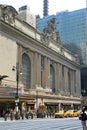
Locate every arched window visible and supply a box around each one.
[50,64,55,93]
[22,53,31,89]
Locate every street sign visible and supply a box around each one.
[15,98,19,103]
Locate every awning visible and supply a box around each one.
[26,102,35,105]
[62,103,71,106]
[45,102,59,105]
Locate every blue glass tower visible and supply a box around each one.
[37,8,87,65]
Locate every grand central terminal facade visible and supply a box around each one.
[0,5,81,116]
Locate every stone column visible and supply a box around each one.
[41,57,51,91]
[54,63,58,93]
[62,65,64,93]
[44,57,48,88]
[70,70,75,95]
[38,54,41,87]
[36,54,42,89]
[31,52,37,89]
[43,57,51,90]
[59,64,63,93]
[34,52,37,88]
[29,52,34,89]
[33,53,42,89]
[57,64,62,93]
[64,67,68,94]
[76,69,81,95]
[56,63,59,92]
[47,58,51,91]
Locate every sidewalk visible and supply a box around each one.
[0,116,54,122]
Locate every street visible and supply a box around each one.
[0,117,83,130]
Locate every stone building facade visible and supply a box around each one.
[0,5,81,116]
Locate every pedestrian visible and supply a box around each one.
[80,109,87,130]
[10,109,14,120]
[4,108,10,121]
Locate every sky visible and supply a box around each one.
[0,0,86,17]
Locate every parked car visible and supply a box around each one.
[54,110,66,118]
[77,110,81,118]
[64,110,79,117]
[63,110,70,117]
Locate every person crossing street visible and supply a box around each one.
[80,109,87,130]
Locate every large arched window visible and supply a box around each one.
[22,53,31,89]
[50,64,55,93]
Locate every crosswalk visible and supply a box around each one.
[0,117,83,130]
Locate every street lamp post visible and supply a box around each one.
[12,63,20,119]
[15,64,19,113]
[81,89,86,107]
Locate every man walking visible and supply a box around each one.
[81,109,87,130]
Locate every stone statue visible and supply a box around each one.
[42,18,61,43]
[0,4,18,24]
[43,18,56,34]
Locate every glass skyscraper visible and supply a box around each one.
[37,8,87,65]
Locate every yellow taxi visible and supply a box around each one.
[64,110,79,117]
[54,110,66,118]
[77,110,81,118]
